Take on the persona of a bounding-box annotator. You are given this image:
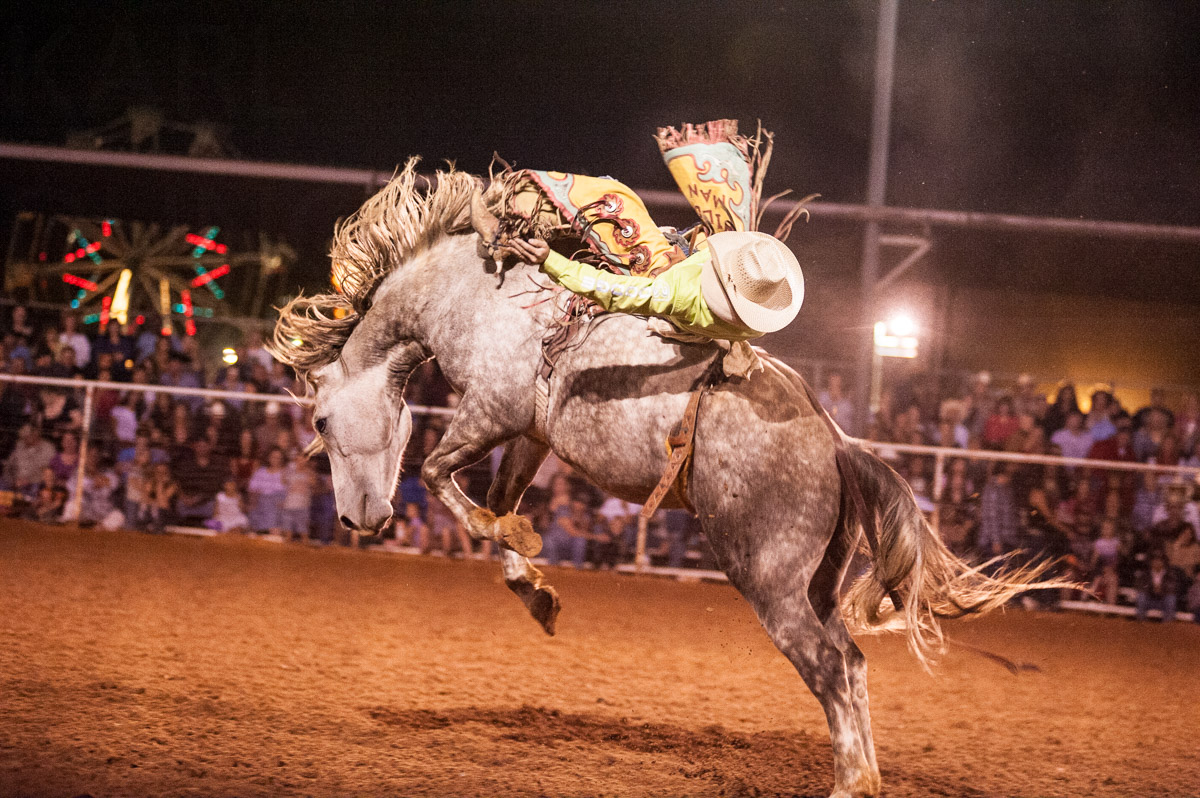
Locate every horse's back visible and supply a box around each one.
[547,317,841,542]
[548,315,717,501]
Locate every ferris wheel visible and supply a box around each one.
[4,213,295,335]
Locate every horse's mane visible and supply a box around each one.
[269,158,478,378]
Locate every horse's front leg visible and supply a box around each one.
[420,403,543,558]
[488,435,561,635]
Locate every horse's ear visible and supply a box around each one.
[308,360,339,389]
[447,178,490,233]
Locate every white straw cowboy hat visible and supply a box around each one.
[700,231,804,333]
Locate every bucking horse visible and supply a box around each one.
[270,162,1058,798]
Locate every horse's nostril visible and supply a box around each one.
[340,515,357,530]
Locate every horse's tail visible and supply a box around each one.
[839,445,1070,670]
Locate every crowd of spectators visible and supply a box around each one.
[838,369,1200,622]
[1,304,1197,621]
[0,307,338,541]
[0,307,704,570]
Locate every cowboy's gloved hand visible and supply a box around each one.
[499,237,550,265]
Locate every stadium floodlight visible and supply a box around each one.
[871,312,921,415]
[874,313,919,359]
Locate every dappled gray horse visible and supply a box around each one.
[272,165,1052,798]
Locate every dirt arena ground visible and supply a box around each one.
[1,521,1197,798]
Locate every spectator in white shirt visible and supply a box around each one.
[818,372,855,432]
[1050,411,1093,459]
[3,424,56,495]
[110,392,141,444]
[57,314,90,370]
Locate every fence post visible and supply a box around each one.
[635,514,649,574]
[931,449,946,537]
[71,383,95,522]
[933,449,947,501]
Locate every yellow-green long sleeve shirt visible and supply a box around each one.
[541,249,760,341]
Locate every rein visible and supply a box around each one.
[531,294,602,440]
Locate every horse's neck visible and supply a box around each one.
[377,235,551,394]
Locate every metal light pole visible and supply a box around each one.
[853,0,900,436]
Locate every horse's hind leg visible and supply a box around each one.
[809,522,881,793]
[755,593,878,798]
[488,436,560,635]
[822,613,879,793]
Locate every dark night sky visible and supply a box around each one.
[3,1,1200,302]
[5,1,1200,218]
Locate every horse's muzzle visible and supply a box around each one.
[338,489,394,535]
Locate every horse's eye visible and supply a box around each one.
[315,417,328,434]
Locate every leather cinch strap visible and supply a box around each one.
[639,358,724,521]
[639,386,706,521]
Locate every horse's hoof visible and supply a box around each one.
[529,586,561,636]
[497,513,542,558]
[828,768,881,798]
[468,506,498,530]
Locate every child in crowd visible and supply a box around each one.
[146,462,178,533]
[590,510,624,570]
[63,450,122,529]
[231,429,259,489]
[48,432,80,483]
[1134,553,1179,622]
[247,447,287,535]
[123,454,153,530]
[208,479,250,534]
[280,456,314,540]
[30,467,67,523]
[1089,518,1122,605]
[398,501,428,549]
[937,458,978,555]
[423,493,472,556]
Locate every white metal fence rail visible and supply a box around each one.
[0,372,454,518]
[3,371,1196,527]
[2,373,1196,619]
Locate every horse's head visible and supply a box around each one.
[272,161,482,533]
[308,334,427,534]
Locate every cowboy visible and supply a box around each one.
[499,230,803,341]
[480,120,809,345]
